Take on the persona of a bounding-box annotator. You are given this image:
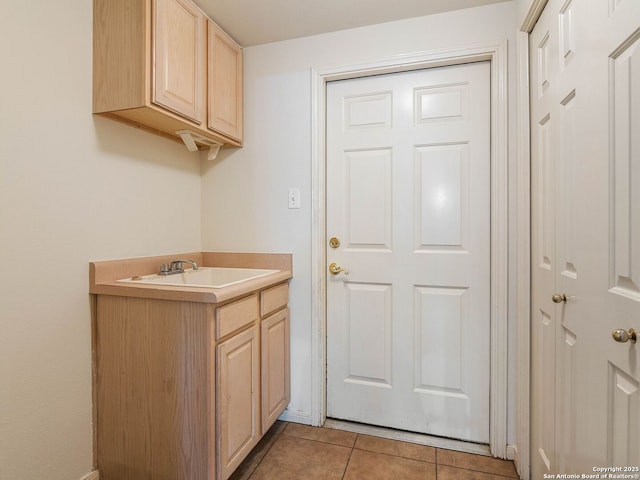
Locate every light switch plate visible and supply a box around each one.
[288,188,300,209]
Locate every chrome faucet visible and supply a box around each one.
[159,259,199,275]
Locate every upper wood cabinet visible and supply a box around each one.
[208,20,243,142]
[93,0,243,151]
[153,0,205,123]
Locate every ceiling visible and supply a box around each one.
[194,0,512,47]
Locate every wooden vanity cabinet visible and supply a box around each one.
[217,326,259,479]
[261,308,290,432]
[215,286,290,479]
[93,0,243,149]
[260,284,291,433]
[95,283,289,480]
[95,297,215,480]
[215,295,260,479]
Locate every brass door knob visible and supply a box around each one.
[329,262,348,275]
[612,328,637,344]
[552,293,567,304]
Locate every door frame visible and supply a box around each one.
[309,40,509,458]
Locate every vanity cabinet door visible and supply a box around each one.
[152,0,205,123]
[216,325,259,480]
[261,308,290,432]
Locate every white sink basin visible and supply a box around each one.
[117,267,279,289]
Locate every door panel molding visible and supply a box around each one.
[310,40,509,458]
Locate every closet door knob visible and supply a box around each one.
[612,328,636,344]
[552,293,567,304]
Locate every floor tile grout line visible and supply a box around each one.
[340,433,359,480]
[351,446,437,466]
[281,432,358,449]
[435,447,517,478]
[281,435,356,449]
[245,425,286,480]
[436,464,518,480]
[241,422,516,479]
[436,463,519,479]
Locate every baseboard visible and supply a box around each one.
[278,409,313,425]
[512,444,528,479]
[80,471,99,480]
[507,444,517,461]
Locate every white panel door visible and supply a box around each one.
[326,63,491,443]
[530,0,640,475]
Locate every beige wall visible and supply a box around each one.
[201,0,519,444]
[0,1,202,479]
[0,1,522,478]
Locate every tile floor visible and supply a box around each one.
[230,422,518,480]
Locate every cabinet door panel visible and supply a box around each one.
[217,326,259,480]
[153,0,205,123]
[261,308,290,432]
[208,20,243,141]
